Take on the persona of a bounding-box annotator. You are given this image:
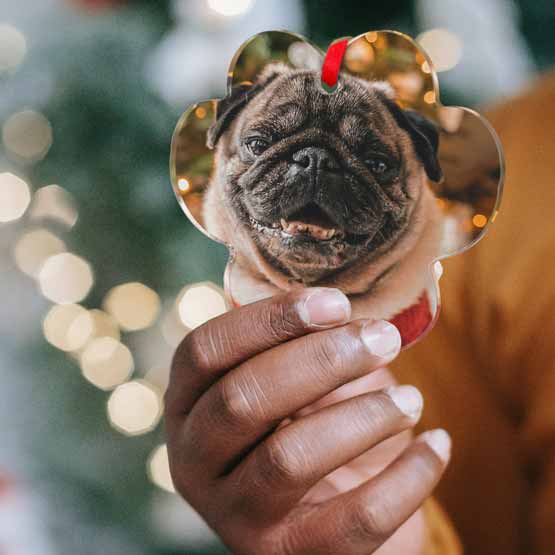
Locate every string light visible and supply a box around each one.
[0,24,26,72]
[39,253,94,304]
[206,0,254,17]
[2,110,53,163]
[0,172,31,223]
[104,282,161,332]
[43,304,94,352]
[14,229,66,278]
[417,29,463,73]
[29,185,78,228]
[177,282,226,329]
[80,337,134,390]
[148,444,175,493]
[107,380,162,436]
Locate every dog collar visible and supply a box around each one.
[389,292,433,347]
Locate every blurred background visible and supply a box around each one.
[0,0,553,553]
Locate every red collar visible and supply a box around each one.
[389,292,433,347]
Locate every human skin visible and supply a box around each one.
[165,287,451,554]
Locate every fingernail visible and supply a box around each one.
[418,429,451,464]
[360,320,401,358]
[299,288,351,327]
[385,385,423,420]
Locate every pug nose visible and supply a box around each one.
[293,147,340,174]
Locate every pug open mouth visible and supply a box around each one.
[249,202,373,245]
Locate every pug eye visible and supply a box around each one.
[366,158,389,175]
[246,138,270,156]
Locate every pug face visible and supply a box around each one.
[207,64,442,283]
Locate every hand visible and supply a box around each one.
[165,288,451,554]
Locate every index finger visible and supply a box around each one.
[165,287,351,416]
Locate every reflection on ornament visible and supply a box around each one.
[424,90,436,104]
[177,177,191,193]
[195,107,207,119]
[0,172,31,223]
[107,380,162,436]
[148,444,175,493]
[365,31,378,43]
[344,40,374,73]
[472,214,487,228]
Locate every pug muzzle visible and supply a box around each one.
[204,63,442,289]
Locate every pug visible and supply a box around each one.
[203,63,444,341]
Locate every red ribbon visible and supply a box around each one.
[321,39,349,88]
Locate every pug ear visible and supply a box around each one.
[380,96,443,182]
[206,64,289,149]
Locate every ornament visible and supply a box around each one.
[170,30,503,348]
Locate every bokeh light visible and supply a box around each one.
[104,282,161,332]
[14,228,66,278]
[43,304,94,352]
[29,185,78,228]
[148,444,175,493]
[2,110,53,163]
[39,253,94,304]
[107,380,162,436]
[88,309,121,342]
[0,172,31,223]
[0,24,26,72]
[206,0,254,17]
[177,282,226,329]
[472,214,488,228]
[177,177,190,193]
[417,28,463,72]
[80,337,134,390]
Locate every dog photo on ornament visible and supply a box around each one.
[171,31,502,347]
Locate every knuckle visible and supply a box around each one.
[264,295,304,341]
[216,375,258,428]
[175,328,213,375]
[310,330,354,383]
[257,436,306,487]
[351,497,394,544]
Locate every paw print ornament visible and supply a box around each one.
[170,30,504,349]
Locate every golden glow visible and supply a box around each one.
[423,91,436,104]
[472,214,487,228]
[80,337,134,390]
[14,228,66,278]
[365,31,378,43]
[421,61,431,74]
[0,172,31,222]
[177,282,226,329]
[0,24,26,72]
[148,444,175,493]
[104,282,160,331]
[177,177,191,193]
[2,110,53,162]
[39,253,94,304]
[107,380,162,436]
[344,40,374,73]
[29,185,78,228]
[206,0,254,17]
[195,107,207,119]
[417,29,462,72]
[43,304,94,352]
